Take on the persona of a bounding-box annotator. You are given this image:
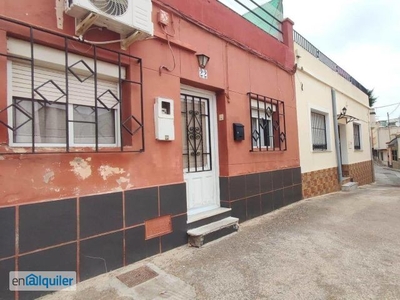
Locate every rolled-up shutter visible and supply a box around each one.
[11,62,119,108]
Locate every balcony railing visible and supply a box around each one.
[218,0,283,41]
[294,31,368,94]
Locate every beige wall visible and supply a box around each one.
[380,149,389,162]
[374,126,400,150]
[295,44,371,173]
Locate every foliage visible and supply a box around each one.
[367,89,378,107]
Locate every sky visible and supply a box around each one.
[219,0,400,121]
[284,0,400,121]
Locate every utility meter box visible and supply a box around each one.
[154,97,175,141]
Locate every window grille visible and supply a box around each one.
[181,94,212,173]
[311,112,327,150]
[0,16,144,154]
[353,123,361,150]
[248,92,286,152]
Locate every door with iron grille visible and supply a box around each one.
[181,86,219,216]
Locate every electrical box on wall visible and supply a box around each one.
[233,123,244,141]
[155,97,175,141]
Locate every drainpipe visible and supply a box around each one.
[331,88,343,184]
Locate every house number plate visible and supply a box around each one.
[199,67,208,79]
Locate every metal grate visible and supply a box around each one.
[90,0,129,16]
[248,92,287,152]
[311,112,327,150]
[353,123,361,150]
[117,266,158,288]
[181,93,212,172]
[0,15,145,154]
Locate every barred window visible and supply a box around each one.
[353,123,361,150]
[10,63,119,147]
[248,93,286,152]
[1,36,145,154]
[251,108,273,149]
[311,112,327,150]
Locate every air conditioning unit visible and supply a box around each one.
[65,0,153,41]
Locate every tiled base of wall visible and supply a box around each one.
[0,183,187,300]
[220,167,303,223]
[342,160,374,186]
[302,167,340,199]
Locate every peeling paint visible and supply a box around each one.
[69,157,92,180]
[116,176,133,190]
[12,148,28,153]
[43,170,55,184]
[99,165,125,180]
[5,194,20,203]
[73,187,81,195]
[0,156,4,160]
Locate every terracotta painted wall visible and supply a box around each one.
[0,0,299,206]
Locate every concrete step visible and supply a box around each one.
[342,182,358,191]
[187,217,239,247]
[187,207,232,230]
[341,177,353,185]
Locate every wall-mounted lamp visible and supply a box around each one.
[337,106,358,123]
[196,54,210,69]
[338,107,347,119]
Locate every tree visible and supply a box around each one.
[367,89,378,107]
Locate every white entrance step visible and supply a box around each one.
[187,216,239,247]
[341,182,358,191]
[187,207,232,227]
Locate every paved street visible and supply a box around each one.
[375,163,400,187]
[42,163,400,300]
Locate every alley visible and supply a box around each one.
[375,163,400,187]
[42,165,400,300]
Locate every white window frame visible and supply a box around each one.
[7,60,121,148]
[310,107,331,152]
[250,100,275,149]
[353,122,362,151]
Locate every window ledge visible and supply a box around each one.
[312,150,332,153]
[0,145,132,154]
[249,150,286,153]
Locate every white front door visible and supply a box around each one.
[181,86,219,216]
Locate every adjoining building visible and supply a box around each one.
[371,117,400,164]
[294,31,374,198]
[387,135,400,169]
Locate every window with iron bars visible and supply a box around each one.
[10,61,120,147]
[248,93,287,152]
[311,112,327,150]
[353,123,361,150]
[0,17,144,154]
